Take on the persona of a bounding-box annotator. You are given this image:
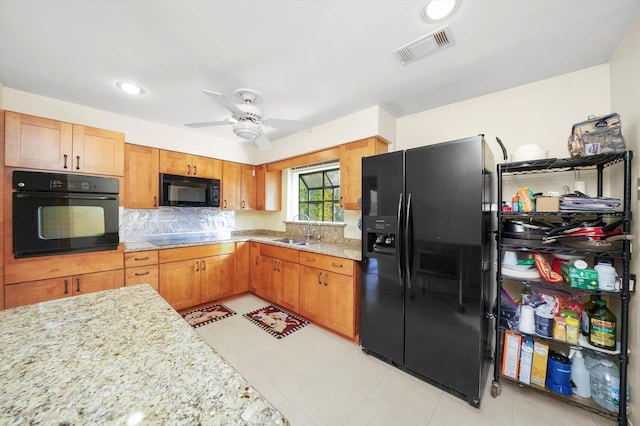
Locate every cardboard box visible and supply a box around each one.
[518,337,534,385]
[535,196,560,212]
[530,341,549,388]
[501,332,521,380]
[561,262,599,290]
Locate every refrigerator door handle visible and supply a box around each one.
[396,193,403,284]
[404,193,412,287]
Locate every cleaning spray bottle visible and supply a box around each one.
[569,347,591,398]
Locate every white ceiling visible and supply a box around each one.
[1,0,639,145]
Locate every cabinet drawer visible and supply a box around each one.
[260,244,299,263]
[124,250,159,268]
[125,266,159,290]
[299,252,354,276]
[158,243,235,263]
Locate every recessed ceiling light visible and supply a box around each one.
[116,81,145,96]
[423,0,459,22]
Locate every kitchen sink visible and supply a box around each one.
[272,238,315,246]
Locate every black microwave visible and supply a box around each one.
[159,173,220,207]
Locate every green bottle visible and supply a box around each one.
[589,299,617,350]
[581,294,601,336]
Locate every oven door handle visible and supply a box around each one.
[15,193,117,200]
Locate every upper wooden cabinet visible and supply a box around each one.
[124,144,159,208]
[159,150,221,179]
[339,136,388,210]
[256,165,281,211]
[5,111,124,176]
[222,160,242,210]
[241,164,256,210]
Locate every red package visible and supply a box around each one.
[533,253,563,283]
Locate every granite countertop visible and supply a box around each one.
[125,234,362,261]
[0,285,288,425]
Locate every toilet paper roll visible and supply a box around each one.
[574,181,586,194]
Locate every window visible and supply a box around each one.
[292,163,344,223]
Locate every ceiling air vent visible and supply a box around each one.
[393,26,454,65]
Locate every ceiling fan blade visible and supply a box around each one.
[203,90,243,115]
[263,118,310,132]
[185,119,232,128]
[254,134,272,150]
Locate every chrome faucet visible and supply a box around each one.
[292,213,313,241]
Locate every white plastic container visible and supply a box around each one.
[595,259,617,291]
[570,349,591,398]
[590,359,620,412]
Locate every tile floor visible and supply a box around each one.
[195,294,616,426]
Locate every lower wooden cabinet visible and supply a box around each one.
[159,259,201,310]
[200,254,235,303]
[299,252,359,338]
[158,243,235,310]
[234,241,250,294]
[124,250,159,290]
[4,269,124,309]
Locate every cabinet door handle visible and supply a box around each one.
[187,164,191,175]
[202,260,206,270]
[306,257,315,262]
[134,271,150,276]
[224,200,227,209]
[324,273,328,286]
[195,261,200,272]
[255,255,260,266]
[318,272,322,285]
[63,154,68,169]
[242,200,246,209]
[339,196,343,208]
[64,279,69,294]
[193,165,197,176]
[134,256,150,261]
[153,195,157,207]
[76,155,80,170]
[76,278,81,292]
[331,262,343,268]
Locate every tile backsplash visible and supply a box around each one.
[120,207,235,242]
[120,207,360,250]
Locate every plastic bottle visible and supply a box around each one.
[570,348,591,398]
[511,195,519,212]
[581,294,601,336]
[595,257,617,291]
[589,300,617,350]
[590,359,620,412]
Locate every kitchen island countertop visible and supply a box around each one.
[0,285,288,425]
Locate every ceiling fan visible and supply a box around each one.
[185,88,310,150]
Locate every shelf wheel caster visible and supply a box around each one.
[490,381,501,398]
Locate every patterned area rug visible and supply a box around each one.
[243,305,309,339]
[182,304,236,328]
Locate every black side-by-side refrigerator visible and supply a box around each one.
[360,135,494,407]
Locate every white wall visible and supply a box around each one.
[397,64,611,160]
[1,87,255,163]
[260,105,395,164]
[609,16,640,426]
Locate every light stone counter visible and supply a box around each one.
[0,285,288,425]
[125,234,362,261]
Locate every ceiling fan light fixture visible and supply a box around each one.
[116,81,145,96]
[422,0,458,22]
[233,120,262,140]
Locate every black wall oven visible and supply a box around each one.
[12,171,120,258]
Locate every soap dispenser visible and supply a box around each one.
[569,347,591,398]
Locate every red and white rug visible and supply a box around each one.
[182,304,236,328]
[243,305,309,339]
